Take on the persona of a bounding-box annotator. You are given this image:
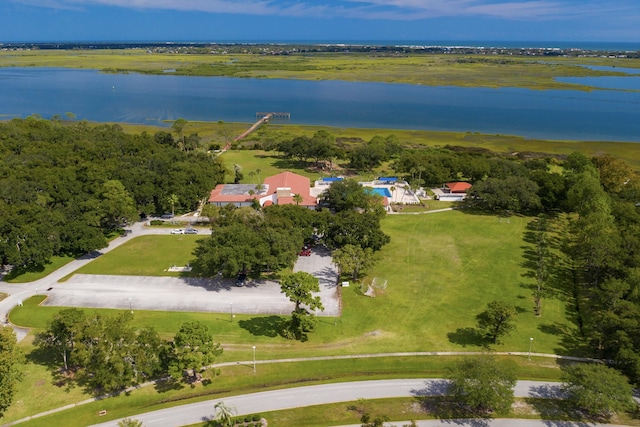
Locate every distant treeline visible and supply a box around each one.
[3,42,638,58]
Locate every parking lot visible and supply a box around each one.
[42,246,341,317]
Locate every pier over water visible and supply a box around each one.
[230,112,291,146]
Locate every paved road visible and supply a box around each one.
[87,379,628,427]
[0,219,340,341]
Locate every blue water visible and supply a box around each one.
[557,75,640,91]
[371,188,392,198]
[1,67,640,142]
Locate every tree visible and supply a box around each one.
[35,308,85,371]
[325,211,390,252]
[166,193,179,224]
[333,244,374,280]
[117,418,143,427]
[446,356,516,416]
[99,180,138,232]
[280,272,324,340]
[171,118,187,150]
[0,326,23,417]
[476,300,518,344]
[292,193,303,205]
[213,401,236,427]
[468,176,541,213]
[562,363,635,420]
[169,321,222,380]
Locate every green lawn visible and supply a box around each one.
[12,210,580,357]
[3,254,76,283]
[5,210,584,425]
[70,235,203,277]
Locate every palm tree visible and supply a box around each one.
[213,401,236,427]
[256,168,262,183]
[167,194,179,224]
[117,418,143,427]
[293,193,303,205]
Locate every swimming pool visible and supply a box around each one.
[370,188,392,197]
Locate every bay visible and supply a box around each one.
[1,67,640,142]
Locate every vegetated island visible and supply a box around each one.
[1,42,639,90]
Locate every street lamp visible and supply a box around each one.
[528,337,534,360]
[128,298,133,313]
[35,287,38,296]
[252,346,256,373]
[230,303,233,322]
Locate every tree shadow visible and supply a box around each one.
[525,398,599,427]
[447,327,490,348]
[537,322,590,357]
[153,376,185,393]
[238,316,284,338]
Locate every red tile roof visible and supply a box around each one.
[264,171,316,206]
[445,182,472,193]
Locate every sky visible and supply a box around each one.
[1,0,639,44]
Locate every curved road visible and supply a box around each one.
[86,379,630,427]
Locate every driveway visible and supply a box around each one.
[293,245,341,316]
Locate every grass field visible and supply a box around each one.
[3,209,584,424]
[70,235,203,277]
[2,49,639,90]
[11,210,579,356]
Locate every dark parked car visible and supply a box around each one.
[184,228,198,234]
[236,272,247,287]
[161,213,174,219]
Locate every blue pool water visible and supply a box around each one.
[371,188,392,197]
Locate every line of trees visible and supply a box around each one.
[0,117,226,270]
[34,309,221,393]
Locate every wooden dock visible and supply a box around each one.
[230,112,291,145]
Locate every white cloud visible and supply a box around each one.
[8,0,639,21]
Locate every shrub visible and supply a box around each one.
[149,219,164,226]
[252,414,261,421]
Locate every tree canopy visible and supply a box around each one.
[0,117,226,269]
[446,356,517,416]
[562,363,635,420]
[0,326,23,418]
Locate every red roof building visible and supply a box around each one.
[262,171,317,208]
[445,182,472,193]
[208,171,316,208]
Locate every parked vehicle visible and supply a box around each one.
[299,247,312,256]
[170,228,184,234]
[184,228,198,234]
[236,272,247,287]
[161,213,174,219]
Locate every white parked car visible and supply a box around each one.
[170,228,184,234]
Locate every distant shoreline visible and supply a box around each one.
[2,40,639,54]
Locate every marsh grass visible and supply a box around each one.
[2,50,638,90]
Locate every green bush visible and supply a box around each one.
[244,415,252,422]
[252,414,261,421]
[149,220,164,226]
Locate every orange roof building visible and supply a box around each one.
[445,182,472,193]
[261,171,317,208]
[208,171,316,209]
